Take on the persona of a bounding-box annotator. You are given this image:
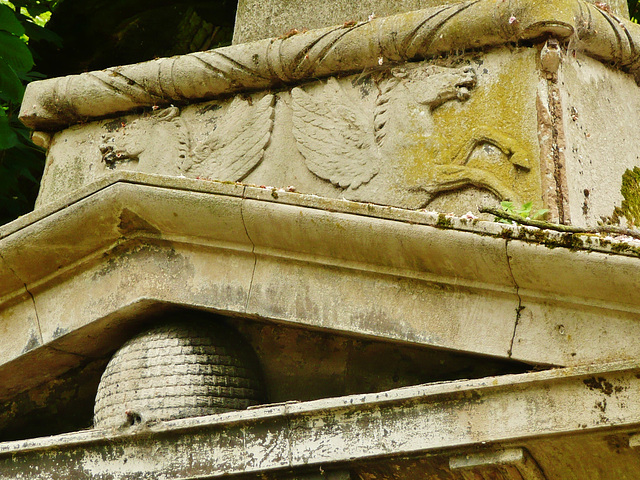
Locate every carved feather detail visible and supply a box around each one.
[373,76,399,148]
[291,78,379,189]
[184,94,275,181]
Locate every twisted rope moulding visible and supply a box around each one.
[19,0,640,130]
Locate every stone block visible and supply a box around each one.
[0,296,41,371]
[20,1,640,226]
[559,53,640,227]
[32,48,542,218]
[450,448,548,480]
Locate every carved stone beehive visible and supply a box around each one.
[94,320,265,429]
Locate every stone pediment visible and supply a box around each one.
[3,173,640,399]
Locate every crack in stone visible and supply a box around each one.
[240,186,258,313]
[504,239,523,358]
[24,287,44,346]
[0,251,44,345]
[46,345,90,359]
[0,253,92,361]
[546,76,570,224]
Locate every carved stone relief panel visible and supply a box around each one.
[40,47,541,214]
[96,95,275,181]
[251,46,542,212]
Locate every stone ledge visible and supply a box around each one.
[2,360,640,479]
[4,172,640,260]
[19,0,640,130]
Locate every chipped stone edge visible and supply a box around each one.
[0,358,639,463]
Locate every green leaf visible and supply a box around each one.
[500,200,514,212]
[517,201,533,217]
[22,19,62,47]
[11,122,32,141]
[0,4,25,36]
[0,111,19,150]
[532,209,549,220]
[0,30,33,73]
[20,2,51,18]
[0,57,25,102]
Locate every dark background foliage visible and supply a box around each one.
[0,0,638,225]
[0,0,237,225]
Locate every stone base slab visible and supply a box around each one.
[2,360,640,479]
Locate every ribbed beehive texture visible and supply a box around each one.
[94,320,265,429]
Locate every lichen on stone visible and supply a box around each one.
[611,167,640,228]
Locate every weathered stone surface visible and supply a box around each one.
[450,448,547,480]
[17,2,640,222]
[0,313,527,442]
[233,0,630,44]
[0,293,41,364]
[233,0,455,44]
[35,48,542,215]
[5,0,640,477]
[0,359,107,442]
[559,53,640,227]
[93,320,265,429]
[234,319,526,403]
[3,175,640,405]
[2,361,640,479]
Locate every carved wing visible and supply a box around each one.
[291,78,379,189]
[186,94,275,181]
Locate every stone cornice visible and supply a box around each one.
[19,0,640,130]
[2,173,640,393]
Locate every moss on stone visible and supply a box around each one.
[436,213,453,228]
[402,49,541,207]
[612,167,640,227]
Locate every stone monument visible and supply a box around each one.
[3,0,640,478]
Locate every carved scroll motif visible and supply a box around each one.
[292,63,530,201]
[20,0,640,130]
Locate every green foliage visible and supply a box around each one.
[630,0,640,22]
[496,201,549,224]
[0,1,59,225]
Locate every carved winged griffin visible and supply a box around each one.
[99,94,276,183]
[291,64,531,203]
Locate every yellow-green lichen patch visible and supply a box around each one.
[612,167,640,227]
[402,48,543,208]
